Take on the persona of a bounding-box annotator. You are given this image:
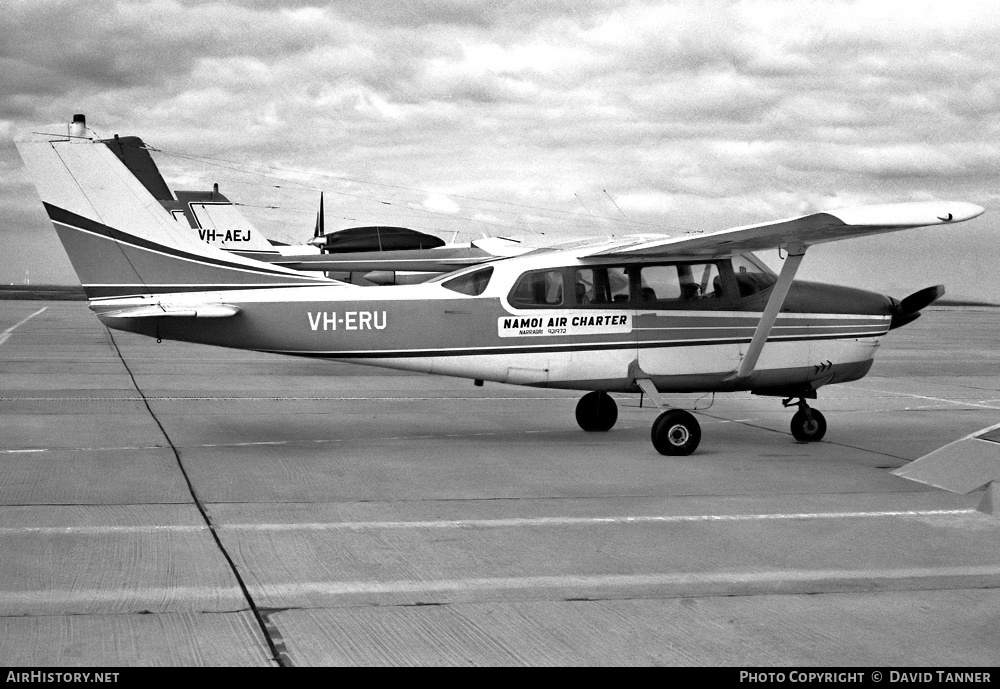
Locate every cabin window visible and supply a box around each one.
[510,270,564,307]
[442,267,493,296]
[731,253,777,297]
[638,263,723,302]
[574,267,630,305]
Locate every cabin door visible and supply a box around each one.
[634,262,742,382]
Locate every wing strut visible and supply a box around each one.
[728,245,807,382]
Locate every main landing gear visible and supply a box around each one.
[574,386,703,456]
[575,389,828,454]
[575,390,618,432]
[650,409,701,456]
[784,397,827,442]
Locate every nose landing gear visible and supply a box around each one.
[785,397,827,442]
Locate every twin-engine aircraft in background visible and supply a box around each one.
[14,116,985,455]
[99,120,532,285]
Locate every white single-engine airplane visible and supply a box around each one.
[14,117,985,455]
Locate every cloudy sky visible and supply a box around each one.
[2,0,997,301]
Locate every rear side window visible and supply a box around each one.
[510,270,564,307]
[442,267,493,296]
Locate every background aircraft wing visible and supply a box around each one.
[265,247,495,273]
[891,422,1000,517]
[892,423,1000,495]
[577,201,984,258]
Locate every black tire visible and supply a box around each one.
[651,409,701,456]
[791,408,827,442]
[575,391,618,432]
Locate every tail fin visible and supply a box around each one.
[15,120,332,300]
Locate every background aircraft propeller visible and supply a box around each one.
[312,191,325,241]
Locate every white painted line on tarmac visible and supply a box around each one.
[0,525,209,535]
[261,564,1000,598]
[0,396,144,401]
[0,586,245,607]
[0,509,977,537]
[846,385,1000,412]
[219,509,977,532]
[3,566,996,610]
[0,395,561,402]
[0,307,47,346]
[0,445,164,454]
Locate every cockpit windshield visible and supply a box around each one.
[731,253,777,297]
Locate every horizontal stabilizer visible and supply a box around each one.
[98,303,241,319]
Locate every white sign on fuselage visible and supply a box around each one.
[498,311,631,338]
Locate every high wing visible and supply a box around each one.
[576,201,985,258]
[575,201,984,386]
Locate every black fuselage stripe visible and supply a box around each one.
[45,203,326,280]
[263,331,888,359]
[85,284,329,299]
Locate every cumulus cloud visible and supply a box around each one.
[421,192,460,214]
[1,0,997,297]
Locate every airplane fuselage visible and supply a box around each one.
[94,252,893,397]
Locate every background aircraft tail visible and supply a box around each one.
[14,116,332,299]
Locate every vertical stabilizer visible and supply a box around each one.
[15,122,332,299]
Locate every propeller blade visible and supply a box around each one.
[890,284,944,330]
[313,192,325,240]
[900,284,944,315]
[889,311,921,330]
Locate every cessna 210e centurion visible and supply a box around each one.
[14,117,985,455]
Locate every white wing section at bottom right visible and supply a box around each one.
[892,422,1000,517]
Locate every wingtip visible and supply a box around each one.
[830,201,985,227]
[949,201,986,222]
